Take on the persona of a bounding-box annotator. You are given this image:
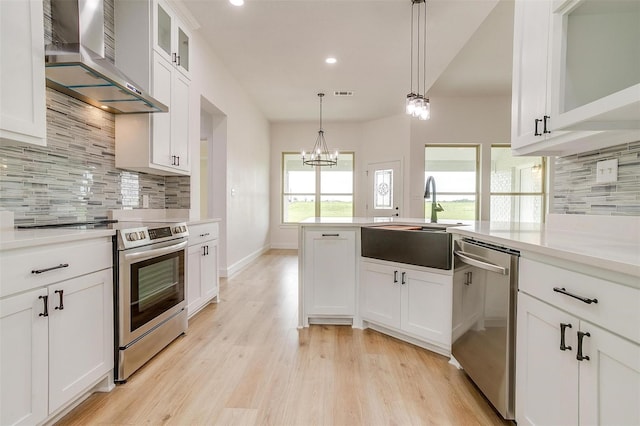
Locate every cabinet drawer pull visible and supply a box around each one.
[31,263,69,274]
[576,331,590,361]
[172,52,177,63]
[39,295,49,317]
[393,270,398,283]
[553,287,598,304]
[176,55,181,66]
[321,233,339,237]
[199,233,210,237]
[401,272,406,285]
[534,118,542,136]
[559,323,572,351]
[54,290,64,310]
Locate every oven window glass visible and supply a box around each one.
[130,250,185,331]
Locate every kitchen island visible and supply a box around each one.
[298,214,639,425]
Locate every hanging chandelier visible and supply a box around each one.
[406,0,430,120]
[302,93,338,167]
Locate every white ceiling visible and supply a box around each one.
[178,0,514,122]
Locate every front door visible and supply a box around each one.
[367,160,402,217]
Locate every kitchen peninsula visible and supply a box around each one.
[299,214,640,425]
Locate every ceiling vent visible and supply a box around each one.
[333,91,354,97]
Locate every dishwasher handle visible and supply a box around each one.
[454,250,508,275]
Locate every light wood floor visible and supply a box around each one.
[58,249,511,426]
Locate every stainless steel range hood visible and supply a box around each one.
[45,0,167,114]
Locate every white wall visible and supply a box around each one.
[408,96,512,219]
[269,122,363,249]
[189,31,271,275]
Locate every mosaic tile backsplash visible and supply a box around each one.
[553,141,640,215]
[0,89,190,226]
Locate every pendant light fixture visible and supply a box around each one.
[405,0,430,120]
[302,93,338,167]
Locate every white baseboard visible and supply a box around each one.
[270,242,298,250]
[226,244,270,278]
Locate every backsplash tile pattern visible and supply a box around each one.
[0,89,190,226]
[553,141,640,215]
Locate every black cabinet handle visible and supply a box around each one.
[205,245,209,256]
[553,287,598,304]
[38,295,49,317]
[54,289,64,310]
[176,55,181,66]
[393,270,398,283]
[176,156,180,166]
[534,118,542,136]
[32,263,69,274]
[200,233,210,237]
[202,246,206,256]
[543,115,551,134]
[172,53,177,63]
[401,272,406,285]
[577,331,591,361]
[560,323,572,351]
[321,234,339,237]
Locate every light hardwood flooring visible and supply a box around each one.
[58,249,511,425]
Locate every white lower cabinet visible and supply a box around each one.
[0,237,114,426]
[516,257,640,426]
[301,229,357,324]
[360,260,452,351]
[187,222,219,317]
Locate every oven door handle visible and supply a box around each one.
[454,250,508,275]
[124,240,188,263]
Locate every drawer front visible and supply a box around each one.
[0,238,112,298]
[519,258,639,343]
[188,222,219,246]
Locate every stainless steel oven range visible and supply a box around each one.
[115,222,189,382]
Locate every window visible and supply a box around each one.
[424,146,479,221]
[282,152,354,223]
[490,146,546,223]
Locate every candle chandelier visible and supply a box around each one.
[302,93,338,167]
[406,0,430,120]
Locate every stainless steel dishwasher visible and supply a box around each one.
[452,237,519,420]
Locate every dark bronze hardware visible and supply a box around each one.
[577,331,591,361]
[32,263,69,274]
[393,270,398,283]
[543,115,551,134]
[534,118,542,136]
[321,234,339,237]
[39,295,48,317]
[401,272,406,285]
[560,323,572,351]
[54,289,64,310]
[553,287,598,304]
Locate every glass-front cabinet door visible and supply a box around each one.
[177,27,190,75]
[155,1,172,60]
[550,0,640,131]
[153,0,191,79]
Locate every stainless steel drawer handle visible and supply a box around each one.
[454,250,507,275]
[32,263,69,274]
[553,287,598,305]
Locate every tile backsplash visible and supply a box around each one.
[552,141,640,215]
[0,89,190,226]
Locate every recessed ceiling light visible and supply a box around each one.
[325,57,337,64]
[229,0,244,6]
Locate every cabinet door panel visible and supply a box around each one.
[202,240,219,301]
[48,269,113,413]
[171,71,190,172]
[0,0,46,146]
[304,231,356,316]
[152,53,173,167]
[360,262,400,328]
[401,270,451,345]
[187,244,204,316]
[579,322,640,426]
[516,293,578,426]
[0,288,48,426]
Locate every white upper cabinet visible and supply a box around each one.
[550,0,640,131]
[0,0,46,146]
[153,0,190,79]
[511,0,640,156]
[114,0,191,176]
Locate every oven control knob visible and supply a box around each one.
[173,225,185,234]
[138,231,146,239]
[126,232,137,241]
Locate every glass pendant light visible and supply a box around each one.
[406,0,430,121]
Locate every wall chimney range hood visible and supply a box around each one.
[45,0,167,114]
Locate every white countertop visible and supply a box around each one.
[0,228,115,251]
[300,216,640,279]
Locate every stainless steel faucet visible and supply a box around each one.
[424,175,444,223]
